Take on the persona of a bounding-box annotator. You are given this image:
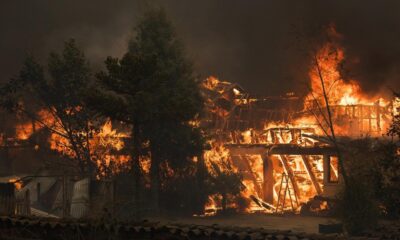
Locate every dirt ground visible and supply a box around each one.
[150,214,339,234]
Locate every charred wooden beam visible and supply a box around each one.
[225,144,267,156]
[268,144,337,156]
[261,155,274,204]
[250,195,275,210]
[301,155,322,195]
[225,143,337,156]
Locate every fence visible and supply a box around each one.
[0,183,15,216]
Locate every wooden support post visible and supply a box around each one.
[360,105,364,132]
[301,155,322,195]
[323,155,330,185]
[231,131,237,144]
[271,130,277,144]
[376,101,381,131]
[262,155,274,204]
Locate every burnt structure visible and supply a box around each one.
[201,77,346,212]
[201,77,398,212]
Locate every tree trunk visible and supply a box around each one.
[150,144,161,213]
[194,154,207,214]
[314,54,349,186]
[131,122,142,218]
[67,131,86,174]
[221,192,227,212]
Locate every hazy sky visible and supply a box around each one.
[1,0,400,96]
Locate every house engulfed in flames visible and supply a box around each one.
[200,28,398,213]
[201,75,396,214]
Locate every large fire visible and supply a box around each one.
[307,26,386,107]
[9,25,396,215]
[304,26,391,137]
[201,26,394,214]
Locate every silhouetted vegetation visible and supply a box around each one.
[338,112,400,234]
[88,8,208,214]
[0,39,99,176]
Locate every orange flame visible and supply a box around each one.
[8,178,22,190]
[14,108,132,178]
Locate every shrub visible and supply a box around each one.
[336,177,379,235]
[374,142,400,219]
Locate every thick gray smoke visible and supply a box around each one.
[1,0,400,96]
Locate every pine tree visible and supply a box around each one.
[93,8,205,213]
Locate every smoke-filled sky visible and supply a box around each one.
[1,0,400,96]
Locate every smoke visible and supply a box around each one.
[1,0,400,96]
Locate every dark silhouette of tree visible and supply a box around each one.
[388,92,400,140]
[209,161,244,212]
[91,8,205,213]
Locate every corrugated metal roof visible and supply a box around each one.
[70,178,89,218]
[30,207,59,219]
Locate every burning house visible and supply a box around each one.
[201,76,341,213]
[199,28,397,214]
[200,74,396,214]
